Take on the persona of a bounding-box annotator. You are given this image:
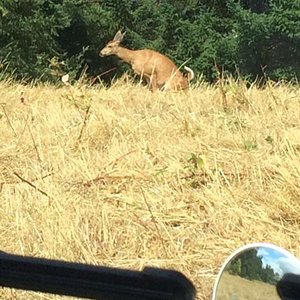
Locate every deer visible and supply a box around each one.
[99,30,194,92]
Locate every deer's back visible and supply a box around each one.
[133,49,179,77]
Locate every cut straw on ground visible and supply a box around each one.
[0,78,299,299]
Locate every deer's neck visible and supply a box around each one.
[115,47,135,64]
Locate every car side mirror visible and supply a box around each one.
[212,242,300,300]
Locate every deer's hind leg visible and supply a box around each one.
[142,73,158,92]
[149,73,159,92]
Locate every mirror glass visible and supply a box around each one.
[212,243,300,300]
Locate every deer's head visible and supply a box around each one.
[99,30,126,57]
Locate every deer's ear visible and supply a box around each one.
[113,30,126,42]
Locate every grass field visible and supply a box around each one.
[0,77,299,299]
[215,272,281,299]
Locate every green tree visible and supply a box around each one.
[239,249,263,280]
[0,0,69,80]
[228,0,300,81]
[1,0,299,83]
[228,258,242,275]
[0,0,115,81]
[260,264,277,285]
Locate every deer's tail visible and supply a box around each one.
[184,66,195,82]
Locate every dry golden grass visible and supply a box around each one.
[0,78,299,299]
[216,272,280,300]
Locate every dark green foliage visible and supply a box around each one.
[0,0,299,83]
[0,0,118,81]
[240,0,270,13]
[0,0,70,80]
[228,0,300,81]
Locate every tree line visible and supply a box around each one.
[227,248,280,285]
[0,0,299,83]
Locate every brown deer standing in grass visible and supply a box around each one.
[99,30,194,92]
